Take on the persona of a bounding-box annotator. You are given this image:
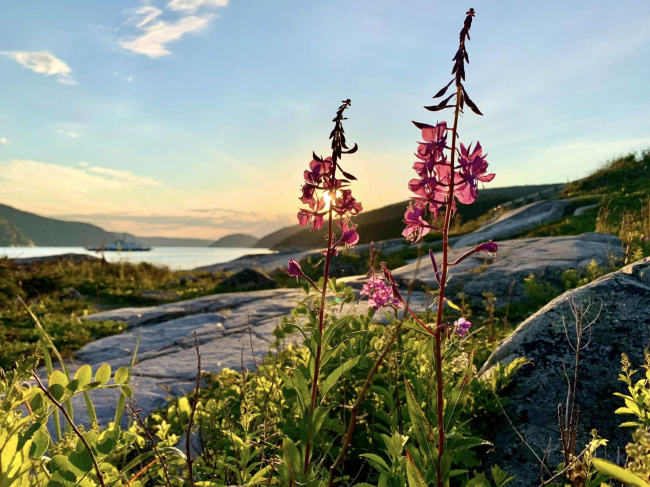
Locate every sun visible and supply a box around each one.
[322,190,342,210]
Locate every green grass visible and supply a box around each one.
[0,258,225,369]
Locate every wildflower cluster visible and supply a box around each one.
[403,123,494,243]
[295,99,362,250]
[360,275,402,310]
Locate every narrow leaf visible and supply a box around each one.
[405,451,428,487]
[462,87,483,116]
[424,93,455,112]
[433,79,454,98]
[591,458,649,486]
[321,355,361,401]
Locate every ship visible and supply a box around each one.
[86,238,151,252]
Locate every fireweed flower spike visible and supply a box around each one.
[386,9,497,486]
[288,99,363,474]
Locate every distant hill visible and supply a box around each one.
[210,233,259,248]
[0,204,118,247]
[267,184,564,250]
[0,216,34,247]
[253,225,304,249]
[0,203,225,247]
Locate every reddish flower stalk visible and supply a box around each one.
[290,99,362,473]
[395,9,497,486]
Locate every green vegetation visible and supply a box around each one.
[0,258,225,369]
[1,279,648,486]
[519,151,650,261]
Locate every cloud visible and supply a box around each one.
[118,0,228,58]
[56,130,79,139]
[87,166,162,187]
[166,0,229,14]
[0,160,164,214]
[1,51,76,85]
[119,15,213,58]
[124,6,164,28]
[0,137,8,145]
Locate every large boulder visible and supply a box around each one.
[479,257,650,485]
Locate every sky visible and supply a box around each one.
[0,0,649,240]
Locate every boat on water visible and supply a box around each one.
[86,239,151,252]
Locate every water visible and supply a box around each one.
[0,247,275,271]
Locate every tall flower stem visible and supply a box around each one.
[433,83,462,487]
[304,203,334,473]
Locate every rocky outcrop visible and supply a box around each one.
[479,257,650,486]
[345,233,623,303]
[62,288,430,427]
[454,199,571,248]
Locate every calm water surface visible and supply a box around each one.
[0,247,274,270]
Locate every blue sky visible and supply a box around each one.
[0,0,649,239]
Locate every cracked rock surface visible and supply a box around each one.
[344,233,623,304]
[479,257,650,486]
[57,287,431,427]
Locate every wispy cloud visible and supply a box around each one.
[56,130,79,139]
[166,0,228,14]
[1,51,76,85]
[0,160,164,214]
[118,1,228,58]
[87,166,162,186]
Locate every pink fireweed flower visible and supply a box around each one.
[455,142,495,205]
[297,196,326,231]
[338,220,360,247]
[474,240,498,255]
[361,275,403,310]
[402,204,441,243]
[334,189,363,217]
[453,317,472,337]
[287,258,305,278]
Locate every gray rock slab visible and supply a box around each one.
[573,204,598,216]
[343,233,623,304]
[454,199,571,248]
[479,257,650,486]
[53,285,430,429]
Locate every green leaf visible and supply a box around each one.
[49,384,65,402]
[308,406,329,442]
[321,355,361,401]
[30,392,44,412]
[74,365,93,389]
[405,383,436,465]
[359,453,389,474]
[49,370,68,387]
[69,448,93,474]
[114,366,129,385]
[95,364,111,385]
[465,472,490,487]
[282,437,302,482]
[591,458,650,486]
[120,385,134,398]
[29,429,49,459]
[405,452,428,487]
